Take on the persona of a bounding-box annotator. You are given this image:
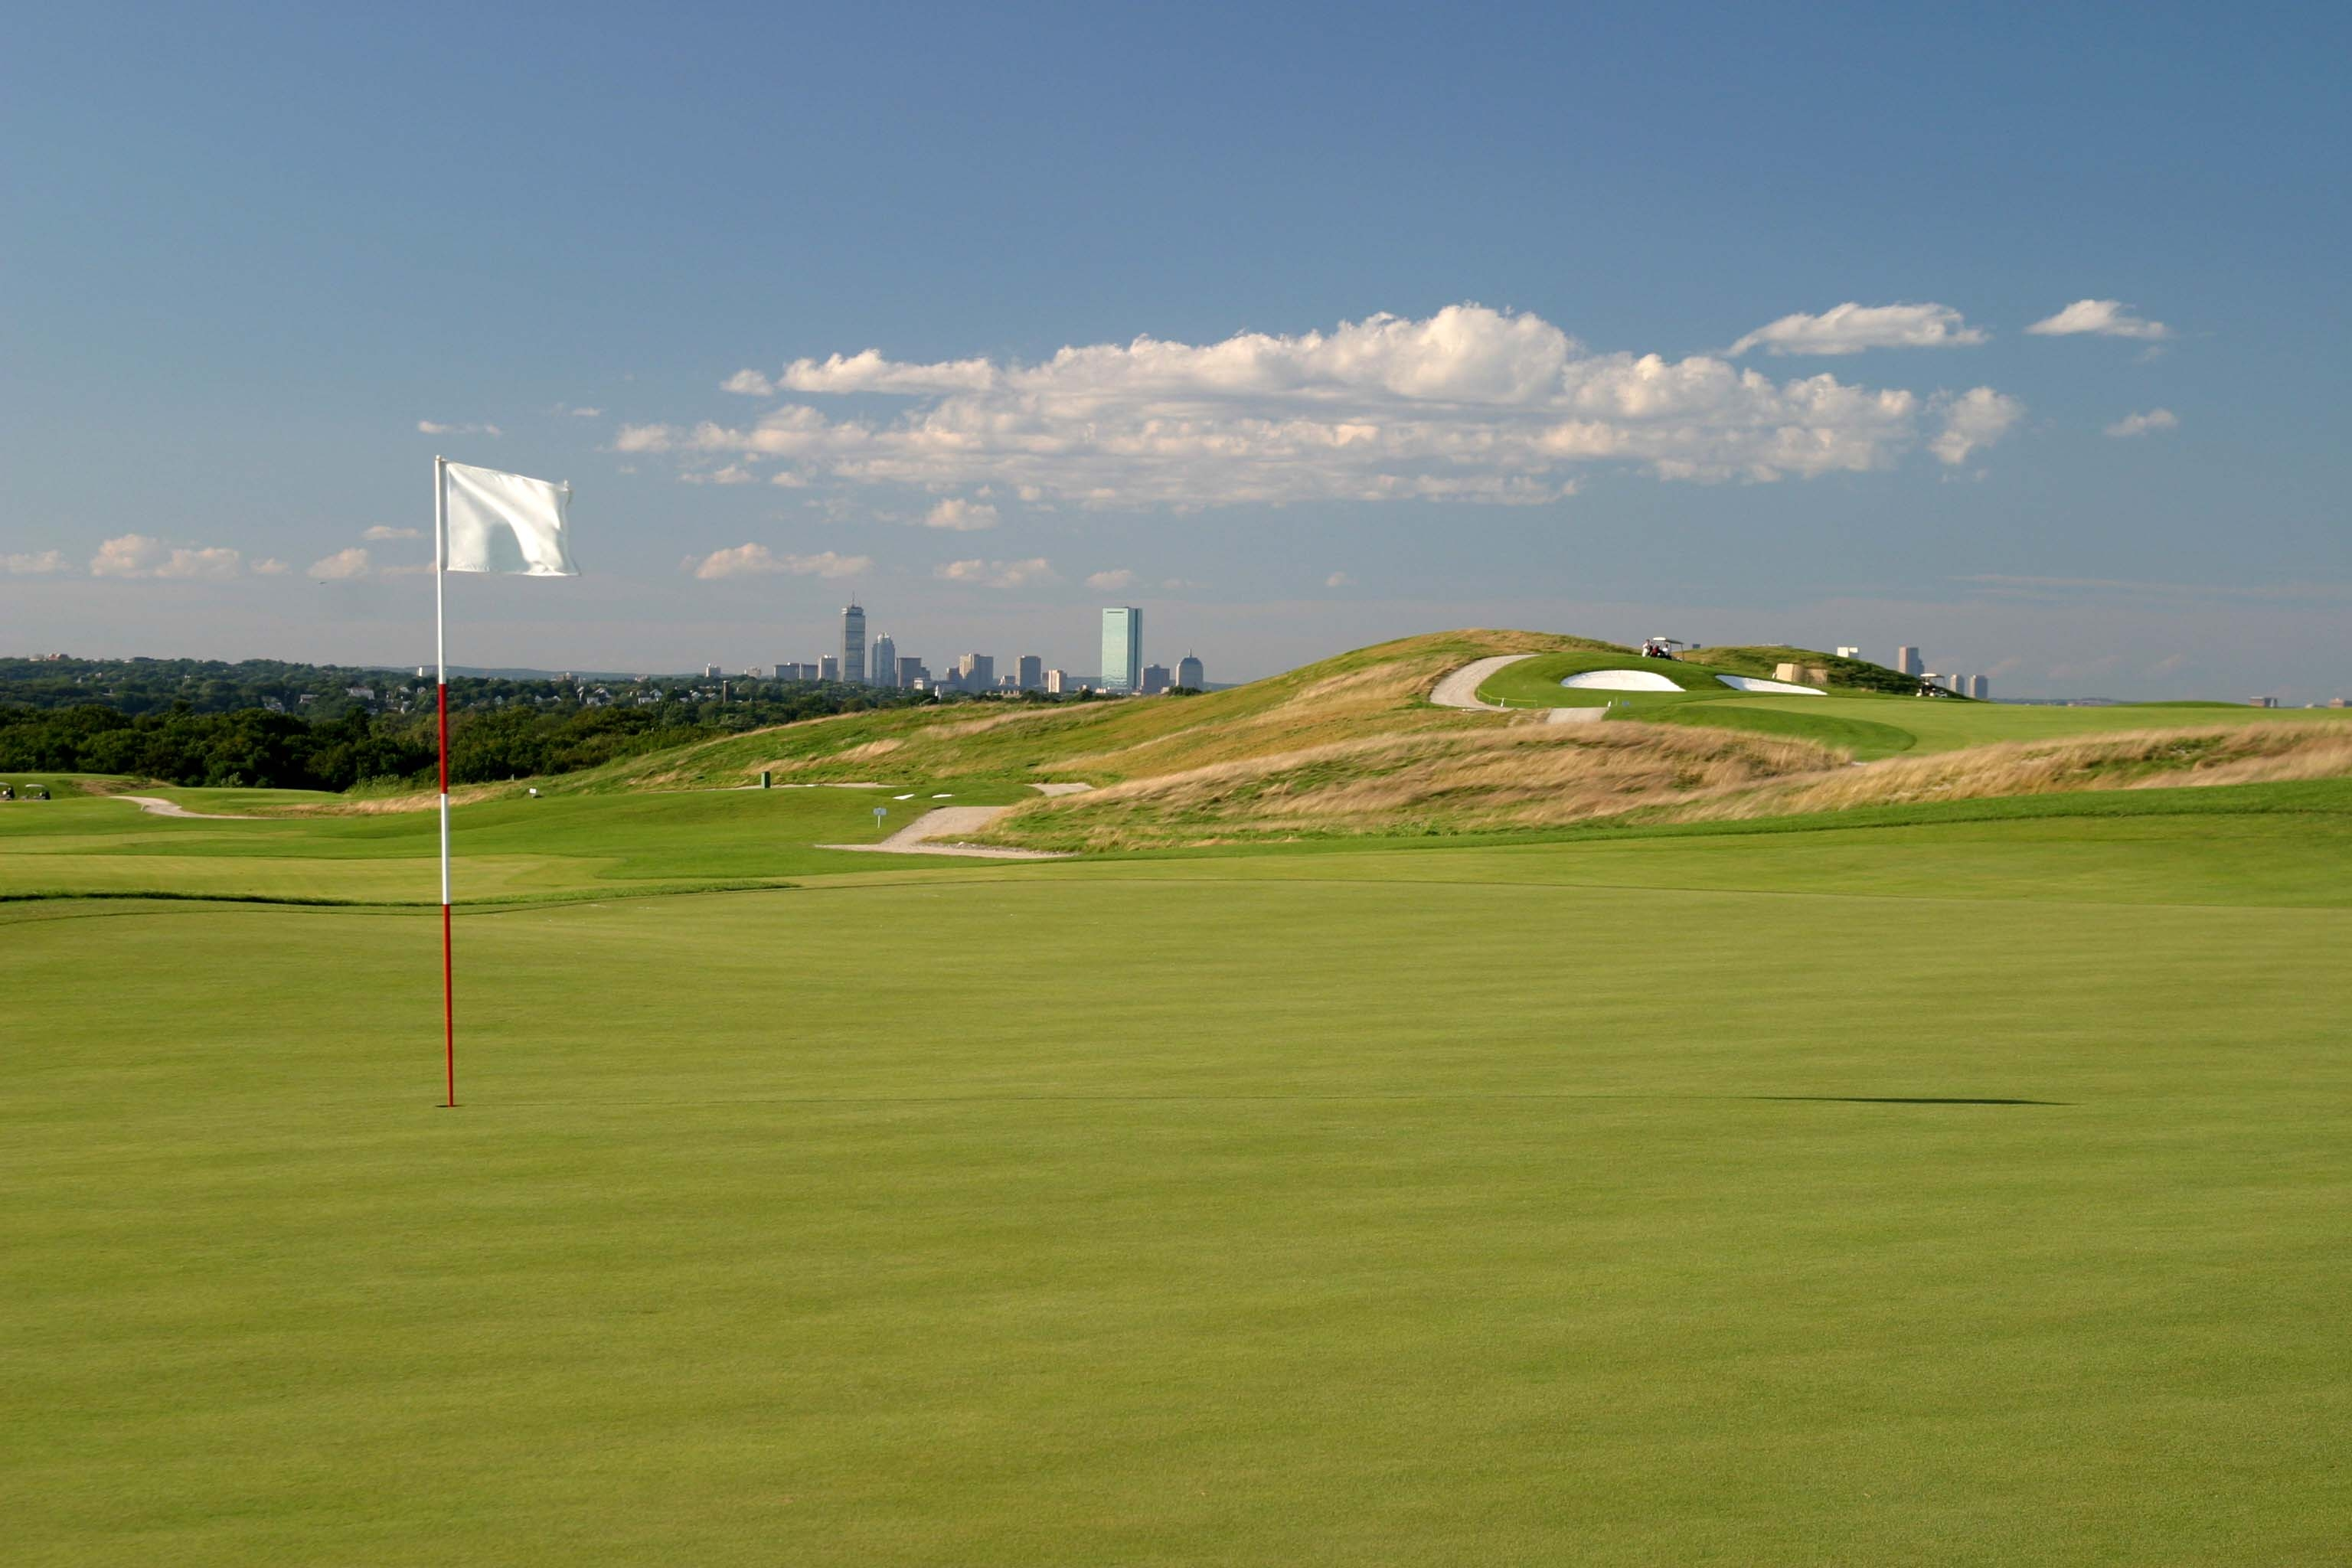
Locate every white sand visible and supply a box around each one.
[1716,675,1825,695]
[1560,669,1681,691]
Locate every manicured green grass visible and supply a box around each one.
[0,781,1022,903]
[1476,652,2352,760]
[6,779,2349,1563]
[1674,694,2352,755]
[1477,648,1728,709]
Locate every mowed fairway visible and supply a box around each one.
[6,789,2350,1563]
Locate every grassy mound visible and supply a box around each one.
[195,629,2352,850]
[969,720,1838,852]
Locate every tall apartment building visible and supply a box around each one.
[1176,651,1204,690]
[1896,646,1923,677]
[841,603,867,684]
[1045,669,1074,694]
[818,655,840,681]
[1968,675,1990,700]
[1014,654,1044,691]
[1100,606,1142,694]
[957,653,995,689]
[871,633,897,687]
[703,664,723,679]
[775,662,819,682]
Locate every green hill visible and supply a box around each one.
[144,629,2352,854]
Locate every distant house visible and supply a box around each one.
[345,685,375,699]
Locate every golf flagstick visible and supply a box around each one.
[436,456,455,1107]
[431,456,579,1108]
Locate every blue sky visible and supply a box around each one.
[5,2,2346,696]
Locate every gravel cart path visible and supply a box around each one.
[1429,654,1534,710]
[821,800,1075,860]
[118,795,253,820]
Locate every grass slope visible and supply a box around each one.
[6,782,2350,1563]
[537,629,1619,797]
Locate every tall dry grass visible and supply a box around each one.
[979,719,1840,851]
[982,720,2352,850]
[1655,723,2352,823]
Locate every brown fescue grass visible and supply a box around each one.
[977,720,1840,851]
[978,721,2352,851]
[1654,724,2352,824]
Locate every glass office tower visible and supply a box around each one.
[841,603,867,684]
[1100,606,1142,694]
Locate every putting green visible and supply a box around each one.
[5,779,2349,1563]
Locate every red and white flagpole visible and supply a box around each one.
[434,456,456,1108]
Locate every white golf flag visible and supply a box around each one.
[443,461,578,576]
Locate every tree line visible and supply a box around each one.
[0,681,930,791]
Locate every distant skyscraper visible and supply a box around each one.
[1100,606,1142,694]
[871,632,897,687]
[703,663,722,679]
[1945,672,1968,694]
[1045,669,1074,694]
[897,655,925,688]
[1896,645,1922,677]
[1141,663,1171,694]
[957,652,994,689]
[1176,651,1204,690]
[818,654,840,681]
[1015,654,1044,691]
[841,603,867,684]
[1968,675,1990,700]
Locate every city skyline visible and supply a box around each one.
[755,600,1200,695]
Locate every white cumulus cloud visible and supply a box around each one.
[1325,570,1356,588]
[924,497,999,531]
[720,370,775,396]
[251,558,290,576]
[687,544,870,580]
[417,419,503,436]
[1929,387,2025,466]
[622,303,2004,507]
[309,547,372,580]
[4,550,70,576]
[2026,299,2171,340]
[681,464,758,485]
[90,535,245,580]
[363,525,423,541]
[1086,568,1138,591]
[2105,408,2179,438]
[934,557,1058,590]
[1730,302,1987,357]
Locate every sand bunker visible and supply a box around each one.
[1560,669,1682,692]
[1717,675,1825,695]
